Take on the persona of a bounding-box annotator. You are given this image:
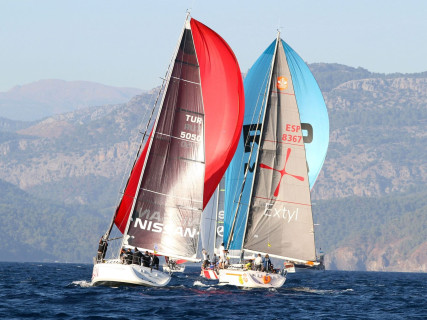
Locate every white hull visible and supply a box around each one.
[92,260,171,287]
[218,267,286,288]
[284,262,296,273]
[162,264,185,273]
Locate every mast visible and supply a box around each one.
[226,33,280,254]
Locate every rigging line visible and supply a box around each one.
[230,65,271,210]
[170,76,200,85]
[115,91,160,209]
[227,68,272,251]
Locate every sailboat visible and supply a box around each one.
[219,32,329,288]
[91,14,244,287]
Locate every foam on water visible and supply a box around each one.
[193,280,212,287]
[72,280,92,288]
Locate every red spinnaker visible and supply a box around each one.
[191,18,244,207]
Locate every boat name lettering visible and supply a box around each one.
[137,209,198,225]
[263,203,299,222]
[134,218,197,238]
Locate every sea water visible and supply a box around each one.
[0,262,425,319]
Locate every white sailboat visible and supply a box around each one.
[219,32,329,288]
[91,14,244,287]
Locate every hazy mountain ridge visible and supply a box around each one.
[0,79,143,121]
[0,63,426,269]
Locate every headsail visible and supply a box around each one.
[199,176,225,257]
[224,36,328,263]
[115,18,243,261]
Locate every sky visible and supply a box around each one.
[1,0,426,92]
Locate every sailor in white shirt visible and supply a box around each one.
[254,253,263,271]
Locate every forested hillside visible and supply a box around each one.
[0,179,105,262]
[313,189,427,271]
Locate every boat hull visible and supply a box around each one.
[162,264,185,273]
[218,268,286,288]
[91,260,171,287]
[200,267,219,280]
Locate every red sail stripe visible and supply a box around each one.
[114,131,152,233]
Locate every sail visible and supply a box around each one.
[224,37,328,262]
[282,41,329,189]
[199,184,219,257]
[114,19,244,236]
[243,39,315,261]
[199,176,226,257]
[120,19,243,261]
[214,177,225,252]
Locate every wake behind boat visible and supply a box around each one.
[91,14,244,287]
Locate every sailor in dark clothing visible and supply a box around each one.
[125,248,133,265]
[150,254,159,270]
[142,251,150,267]
[120,248,126,264]
[263,254,272,273]
[97,237,108,262]
[133,247,143,265]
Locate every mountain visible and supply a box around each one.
[0,79,143,121]
[0,64,426,269]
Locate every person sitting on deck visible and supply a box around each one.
[244,258,253,271]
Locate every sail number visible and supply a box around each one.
[282,134,302,143]
[180,131,202,142]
